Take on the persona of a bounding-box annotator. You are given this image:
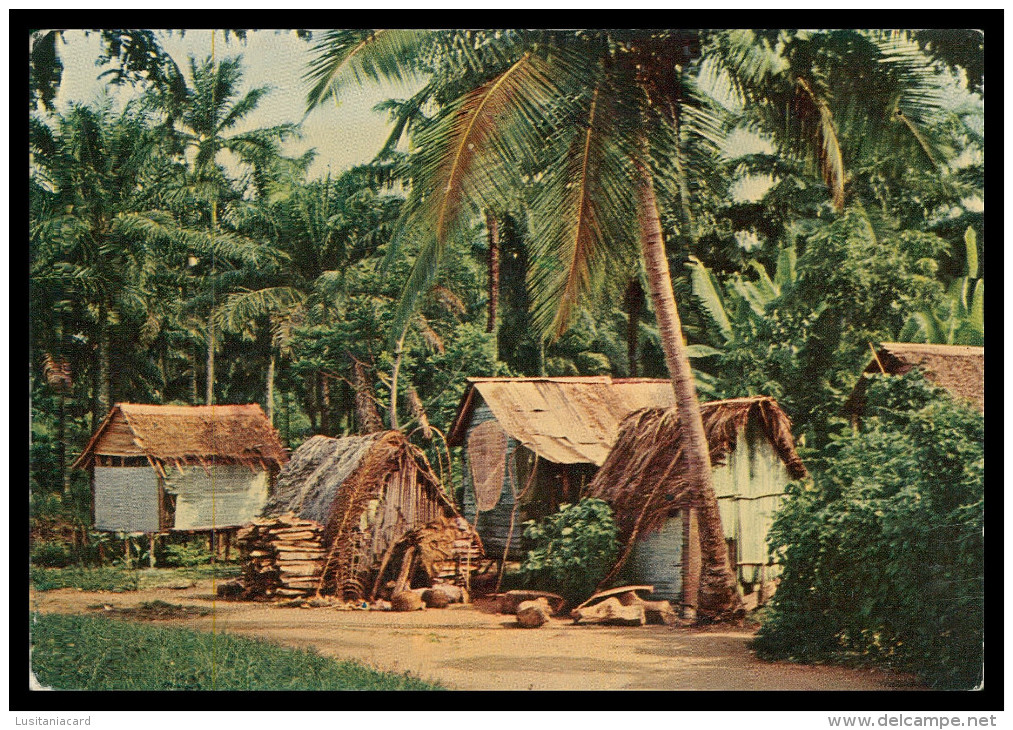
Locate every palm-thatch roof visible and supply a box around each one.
[447,376,676,465]
[72,403,288,472]
[848,342,985,413]
[586,396,807,545]
[264,431,476,600]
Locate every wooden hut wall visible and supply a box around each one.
[627,423,795,592]
[163,465,270,530]
[461,402,526,560]
[711,422,793,583]
[94,467,161,532]
[627,512,685,602]
[365,463,448,566]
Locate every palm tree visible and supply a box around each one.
[149,54,299,404]
[305,28,954,619]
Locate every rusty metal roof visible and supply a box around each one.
[447,377,676,465]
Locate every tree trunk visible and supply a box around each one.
[634,162,743,620]
[389,330,407,431]
[624,278,643,377]
[266,353,275,425]
[58,392,69,495]
[93,303,111,431]
[485,210,500,335]
[207,199,218,406]
[353,361,383,434]
[205,306,215,405]
[320,371,331,436]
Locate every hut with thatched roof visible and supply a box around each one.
[262,431,481,601]
[846,342,985,419]
[585,396,807,606]
[446,376,676,560]
[73,403,287,534]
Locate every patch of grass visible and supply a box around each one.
[30,564,242,592]
[30,613,444,691]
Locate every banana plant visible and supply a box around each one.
[900,226,983,345]
[686,242,799,349]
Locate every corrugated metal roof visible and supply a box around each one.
[448,377,676,465]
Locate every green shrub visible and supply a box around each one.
[753,372,984,689]
[162,539,215,567]
[30,540,72,568]
[517,498,619,605]
[31,566,140,592]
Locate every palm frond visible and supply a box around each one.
[686,255,733,343]
[793,77,845,210]
[304,29,430,113]
[216,286,305,334]
[387,50,571,343]
[528,79,639,339]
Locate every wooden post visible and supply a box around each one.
[209,530,215,556]
[124,535,131,567]
[149,534,157,568]
[681,508,701,620]
[224,530,232,561]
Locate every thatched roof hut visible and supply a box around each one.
[447,376,676,559]
[74,403,287,533]
[264,431,481,600]
[846,342,985,415]
[586,396,807,602]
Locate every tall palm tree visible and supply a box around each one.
[305,28,953,619]
[150,54,298,404]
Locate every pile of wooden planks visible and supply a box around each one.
[237,513,326,599]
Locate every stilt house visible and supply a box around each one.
[73,404,287,534]
[447,376,676,560]
[585,396,808,606]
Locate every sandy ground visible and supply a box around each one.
[29,581,925,691]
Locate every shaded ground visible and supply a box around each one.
[30,581,925,691]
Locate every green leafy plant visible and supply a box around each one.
[30,541,72,568]
[517,498,619,605]
[162,540,216,567]
[753,371,984,689]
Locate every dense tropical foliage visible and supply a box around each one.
[753,372,984,690]
[30,27,983,673]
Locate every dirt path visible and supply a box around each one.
[29,583,924,691]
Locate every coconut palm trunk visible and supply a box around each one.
[485,209,500,335]
[634,161,743,619]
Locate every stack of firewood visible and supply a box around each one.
[237,513,326,599]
